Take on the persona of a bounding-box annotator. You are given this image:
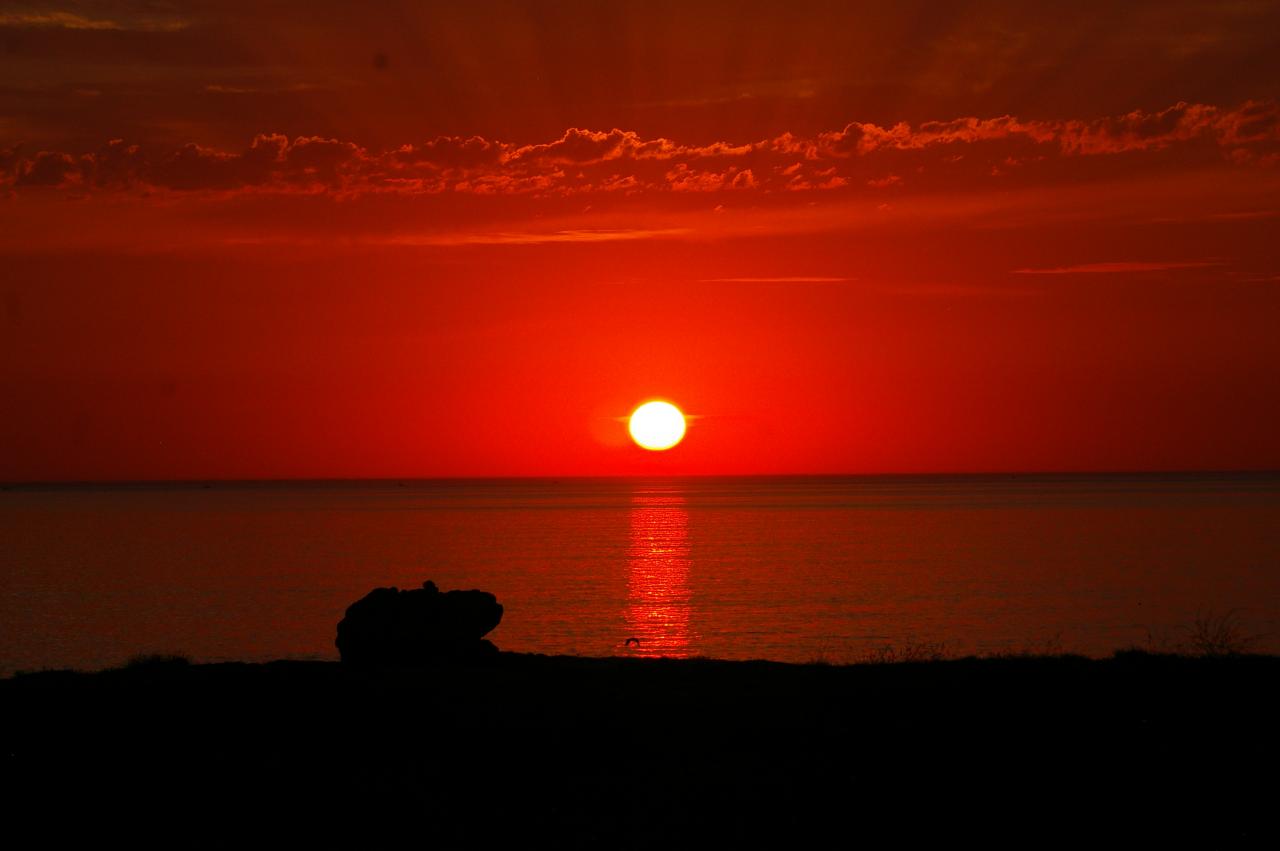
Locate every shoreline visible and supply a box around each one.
[6,644,1280,677]
[7,637,1276,679]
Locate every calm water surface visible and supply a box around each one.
[3,474,1279,674]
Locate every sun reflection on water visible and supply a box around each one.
[623,490,694,657]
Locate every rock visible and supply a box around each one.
[336,580,503,666]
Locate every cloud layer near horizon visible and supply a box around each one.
[4,100,1277,199]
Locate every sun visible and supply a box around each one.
[629,401,687,451]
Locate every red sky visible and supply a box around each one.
[3,0,1279,479]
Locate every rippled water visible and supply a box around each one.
[3,474,1279,673]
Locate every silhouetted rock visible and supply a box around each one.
[336,580,503,665]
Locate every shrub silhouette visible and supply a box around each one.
[1180,609,1259,656]
[336,580,503,665]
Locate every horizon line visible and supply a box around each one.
[4,469,1279,489]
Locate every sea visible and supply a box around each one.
[2,474,1278,675]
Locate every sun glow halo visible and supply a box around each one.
[628,401,687,451]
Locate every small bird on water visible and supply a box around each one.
[624,637,641,648]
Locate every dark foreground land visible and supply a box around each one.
[3,652,1278,847]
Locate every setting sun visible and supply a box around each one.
[628,401,687,451]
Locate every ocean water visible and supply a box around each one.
[2,474,1279,674]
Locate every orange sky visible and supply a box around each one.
[3,1,1279,479]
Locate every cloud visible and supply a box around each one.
[0,9,188,31]
[1011,261,1222,275]
[378,228,695,246]
[389,136,505,170]
[2,100,1276,199]
[13,150,82,187]
[0,145,20,178]
[880,284,1038,298]
[0,11,123,30]
[510,128,680,164]
[812,101,1276,158]
[203,83,322,95]
[65,134,371,191]
[699,277,854,283]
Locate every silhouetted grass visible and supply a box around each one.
[981,632,1069,660]
[859,640,949,664]
[855,611,1275,663]
[123,653,190,670]
[1142,608,1269,657]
